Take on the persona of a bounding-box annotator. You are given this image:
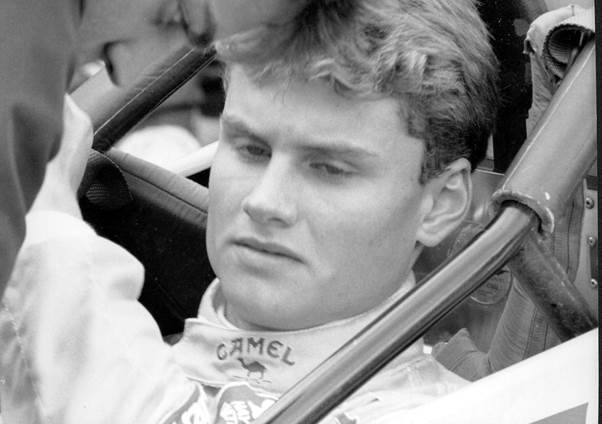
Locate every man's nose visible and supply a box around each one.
[242,161,298,227]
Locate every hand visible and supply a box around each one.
[179,0,308,41]
[31,95,93,218]
[209,0,309,39]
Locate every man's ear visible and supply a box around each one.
[416,158,472,247]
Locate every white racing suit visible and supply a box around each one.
[0,210,466,424]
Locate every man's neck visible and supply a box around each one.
[224,303,275,331]
[222,274,416,332]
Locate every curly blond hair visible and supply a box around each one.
[216,0,498,182]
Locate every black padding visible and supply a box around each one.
[78,150,133,209]
[80,149,215,336]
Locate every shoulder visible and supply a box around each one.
[327,354,467,423]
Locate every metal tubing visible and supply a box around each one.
[491,42,596,234]
[72,45,215,152]
[507,229,598,341]
[255,204,537,424]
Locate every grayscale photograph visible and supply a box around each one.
[0,0,597,423]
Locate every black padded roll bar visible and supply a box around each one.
[71,44,215,153]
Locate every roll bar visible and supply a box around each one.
[491,43,596,235]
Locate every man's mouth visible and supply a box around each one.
[234,237,302,262]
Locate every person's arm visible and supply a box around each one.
[0,97,210,424]
[0,0,79,297]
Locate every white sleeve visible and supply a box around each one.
[0,211,210,424]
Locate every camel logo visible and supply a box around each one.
[216,337,297,384]
[216,337,296,365]
[236,358,268,380]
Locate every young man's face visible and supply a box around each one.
[207,67,430,331]
[77,0,188,86]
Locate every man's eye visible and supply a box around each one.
[311,163,352,177]
[238,143,271,160]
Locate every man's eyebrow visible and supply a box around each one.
[296,142,379,160]
[221,114,259,136]
[221,113,379,159]
[222,113,276,145]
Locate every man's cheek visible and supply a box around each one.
[208,188,243,248]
